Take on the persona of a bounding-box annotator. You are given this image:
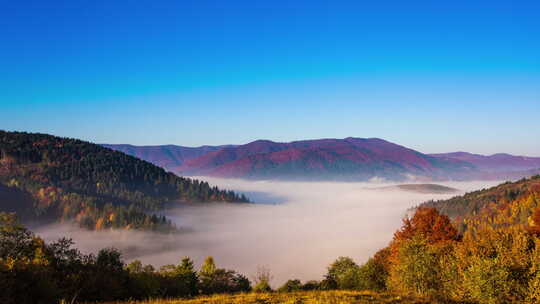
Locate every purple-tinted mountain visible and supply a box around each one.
[175,138,475,181]
[102,144,234,169]
[104,139,540,181]
[429,152,540,172]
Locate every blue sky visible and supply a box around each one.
[1,1,539,155]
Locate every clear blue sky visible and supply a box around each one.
[1,0,539,155]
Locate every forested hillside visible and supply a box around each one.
[0,131,248,230]
[419,175,540,229]
[348,175,540,303]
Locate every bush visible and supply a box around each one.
[198,257,251,294]
[278,279,302,292]
[301,280,320,290]
[253,280,272,292]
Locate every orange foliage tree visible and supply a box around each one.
[386,207,458,297]
[393,207,458,245]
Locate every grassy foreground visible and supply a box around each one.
[101,290,428,304]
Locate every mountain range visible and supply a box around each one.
[428,151,540,172]
[104,137,540,181]
[101,144,235,170]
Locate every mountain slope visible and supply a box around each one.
[176,137,475,180]
[367,175,540,303]
[0,131,248,230]
[103,144,233,169]
[419,175,540,227]
[430,151,540,172]
[103,139,540,182]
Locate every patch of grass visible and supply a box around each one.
[100,290,430,304]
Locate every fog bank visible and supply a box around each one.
[36,179,499,285]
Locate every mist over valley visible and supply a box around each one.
[2,1,539,302]
[35,178,500,284]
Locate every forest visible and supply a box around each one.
[2,175,540,304]
[335,175,540,303]
[0,131,249,230]
[419,175,540,232]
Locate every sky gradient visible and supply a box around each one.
[1,1,539,155]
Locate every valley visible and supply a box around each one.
[35,176,499,284]
[2,131,539,304]
[3,1,539,302]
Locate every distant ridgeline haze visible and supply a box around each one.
[106,138,540,181]
[0,131,249,231]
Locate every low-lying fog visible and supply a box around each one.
[36,178,500,285]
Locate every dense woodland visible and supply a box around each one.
[2,175,540,303]
[0,131,248,230]
[338,175,540,303]
[420,176,540,232]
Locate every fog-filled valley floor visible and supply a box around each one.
[35,178,500,285]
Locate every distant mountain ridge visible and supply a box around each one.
[101,144,235,169]
[429,151,540,172]
[176,137,478,180]
[105,138,540,181]
[102,138,468,181]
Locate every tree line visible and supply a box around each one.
[1,212,254,304]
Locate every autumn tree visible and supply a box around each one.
[387,208,458,298]
[393,207,458,244]
[0,212,37,260]
[390,236,442,297]
[527,207,540,235]
[325,257,360,290]
[357,254,388,291]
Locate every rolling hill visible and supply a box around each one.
[0,131,248,230]
[381,183,459,194]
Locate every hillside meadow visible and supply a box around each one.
[98,290,429,304]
